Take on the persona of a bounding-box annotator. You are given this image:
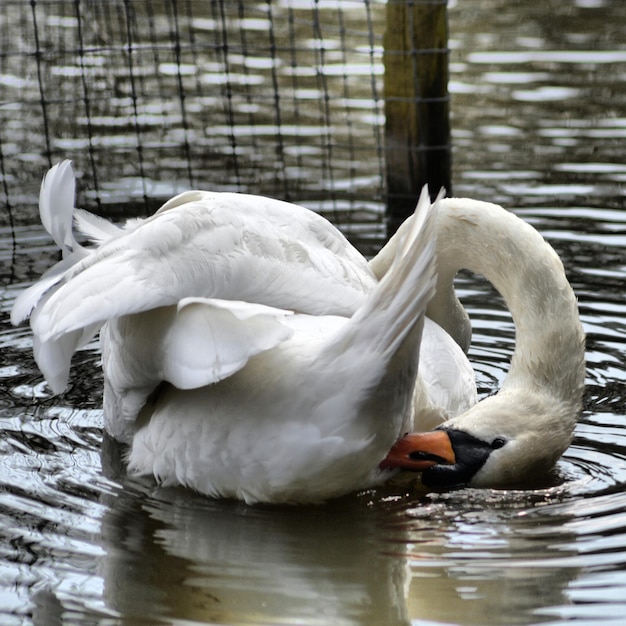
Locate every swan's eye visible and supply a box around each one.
[491,437,507,450]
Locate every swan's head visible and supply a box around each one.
[382,391,579,489]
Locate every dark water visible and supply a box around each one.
[1,1,626,624]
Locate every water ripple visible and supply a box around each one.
[0,0,625,623]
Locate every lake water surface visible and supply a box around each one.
[1,1,625,624]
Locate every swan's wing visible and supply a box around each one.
[22,187,375,393]
[12,161,126,326]
[322,187,439,363]
[417,317,477,426]
[11,250,87,327]
[101,298,295,440]
[32,323,102,393]
[32,191,374,344]
[310,188,439,438]
[11,160,94,326]
[162,298,294,389]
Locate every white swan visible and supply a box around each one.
[13,161,456,503]
[12,161,585,500]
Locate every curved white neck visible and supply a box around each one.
[371,197,585,407]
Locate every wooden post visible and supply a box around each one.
[384,0,451,235]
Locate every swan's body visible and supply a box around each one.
[12,161,585,501]
[14,161,454,503]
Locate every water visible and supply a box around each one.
[1,0,626,624]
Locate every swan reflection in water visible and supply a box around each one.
[98,435,412,625]
[93,435,581,625]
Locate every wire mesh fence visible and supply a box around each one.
[1,0,398,240]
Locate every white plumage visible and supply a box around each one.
[14,161,451,503]
[13,160,585,501]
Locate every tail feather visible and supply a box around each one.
[11,160,124,388]
[12,161,127,327]
[11,161,89,325]
[73,208,123,245]
[39,160,78,256]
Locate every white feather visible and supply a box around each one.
[39,160,77,256]
[162,298,294,389]
[126,188,439,503]
[73,208,123,244]
[32,190,376,343]
[13,160,586,498]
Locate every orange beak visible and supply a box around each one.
[380,431,456,471]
